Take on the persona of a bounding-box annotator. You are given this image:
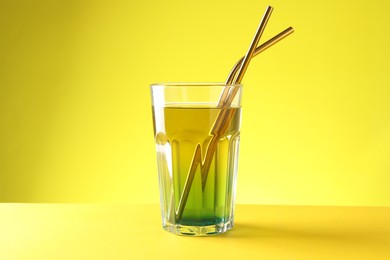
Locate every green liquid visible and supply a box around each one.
[153,105,241,227]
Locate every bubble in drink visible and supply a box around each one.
[155,132,168,145]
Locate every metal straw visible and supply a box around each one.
[175,6,294,221]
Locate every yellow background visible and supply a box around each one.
[0,0,389,206]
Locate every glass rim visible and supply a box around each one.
[150,82,243,87]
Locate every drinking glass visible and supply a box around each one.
[150,83,242,236]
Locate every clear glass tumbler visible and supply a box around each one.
[150,83,243,236]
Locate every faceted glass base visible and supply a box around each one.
[162,220,234,236]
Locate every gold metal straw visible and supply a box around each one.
[175,6,294,221]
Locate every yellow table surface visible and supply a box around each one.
[0,204,389,259]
